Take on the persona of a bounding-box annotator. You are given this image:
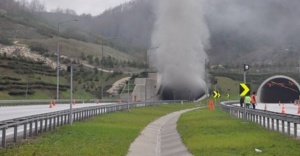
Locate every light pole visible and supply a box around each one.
[56,19,78,100]
[126,80,130,112]
[67,65,73,125]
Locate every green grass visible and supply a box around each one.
[0,103,200,156]
[178,107,300,156]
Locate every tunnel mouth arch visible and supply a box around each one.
[257,75,300,103]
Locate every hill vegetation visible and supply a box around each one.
[0,0,148,99]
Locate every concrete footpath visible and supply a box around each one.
[127,107,201,156]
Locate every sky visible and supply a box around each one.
[40,0,131,16]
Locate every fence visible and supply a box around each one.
[220,101,300,138]
[0,101,181,148]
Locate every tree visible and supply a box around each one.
[81,52,86,60]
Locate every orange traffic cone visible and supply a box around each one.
[49,101,53,108]
[281,104,286,114]
[297,105,300,114]
[264,103,267,111]
[208,100,214,110]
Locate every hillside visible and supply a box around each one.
[0,1,146,100]
[92,0,300,66]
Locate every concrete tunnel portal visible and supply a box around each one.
[257,75,300,103]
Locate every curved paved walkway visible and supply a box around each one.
[127,107,202,156]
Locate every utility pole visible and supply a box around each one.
[101,43,104,99]
[243,64,249,122]
[68,65,73,125]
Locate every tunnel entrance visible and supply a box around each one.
[160,85,205,101]
[257,75,300,103]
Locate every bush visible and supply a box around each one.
[0,37,13,45]
[29,43,48,54]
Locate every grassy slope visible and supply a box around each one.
[0,103,199,156]
[178,107,300,156]
[213,76,241,100]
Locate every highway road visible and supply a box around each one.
[238,103,300,115]
[0,103,115,121]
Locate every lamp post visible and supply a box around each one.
[56,19,78,100]
[67,65,73,125]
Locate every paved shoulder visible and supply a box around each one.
[127,107,201,156]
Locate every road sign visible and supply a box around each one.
[240,83,250,96]
[213,91,221,98]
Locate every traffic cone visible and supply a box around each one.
[281,104,286,114]
[208,100,214,110]
[49,101,53,108]
[264,103,267,111]
[297,105,300,114]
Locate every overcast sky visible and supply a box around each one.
[40,0,131,16]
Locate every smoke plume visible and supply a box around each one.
[150,0,210,100]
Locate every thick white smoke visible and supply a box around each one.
[150,0,210,100]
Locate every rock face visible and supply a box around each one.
[0,44,66,70]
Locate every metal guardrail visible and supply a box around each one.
[0,99,118,106]
[0,100,182,148]
[220,101,300,138]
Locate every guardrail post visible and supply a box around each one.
[29,121,33,137]
[35,120,38,135]
[259,116,262,125]
[287,122,291,136]
[271,119,274,130]
[23,123,27,139]
[13,125,18,143]
[294,123,297,138]
[53,116,56,129]
[39,119,43,133]
[282,120,285,133]
[49,117,52,131]
[45,118,48,132]
[255,114,258,123]
[263,116,266,128]
[64,114,67,124]
[2,128,7,148]
[276,119,279,132]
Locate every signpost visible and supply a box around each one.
[243,64,249,122]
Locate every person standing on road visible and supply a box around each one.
[240,96,244,107]
[244,95,251,108]
[251,92,257,109]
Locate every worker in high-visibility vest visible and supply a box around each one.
[251,92,257,109]
[244,95,251,108]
